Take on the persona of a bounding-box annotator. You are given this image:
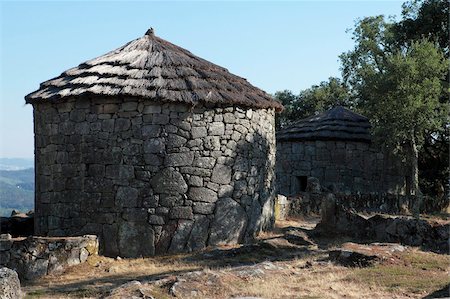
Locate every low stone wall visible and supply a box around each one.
[0,235,98,280]
[316,197,449,253]
[288,191,448,216]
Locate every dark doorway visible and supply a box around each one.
[297,176,308,192]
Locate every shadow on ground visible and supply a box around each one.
[423,283,450,299]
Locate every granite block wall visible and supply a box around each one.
[276,140,408,196]
[33,98,276,257]
[0,234,98,280]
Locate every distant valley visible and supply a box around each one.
[0,158,35,216]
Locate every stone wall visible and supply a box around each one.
[276,140,408,196]
[288,192,448,216]
[0,235,98,280]
[316,199,449,253]
[33,98,276,257]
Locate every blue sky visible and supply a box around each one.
[0,1,402,158]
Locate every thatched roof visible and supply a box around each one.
[25,28,283,111]
[277,106,371,142]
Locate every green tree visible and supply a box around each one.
[394,0,449,56]
[341,15,448,195]
[275,77,350,130]
[393,0,449,198]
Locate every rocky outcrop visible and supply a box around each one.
[0,267,22,299]
[316,198,449,253]
[0,235,98,280]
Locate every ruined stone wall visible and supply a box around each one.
[33,98,276,257]
[276,140,408,196]
[0,235,98,280]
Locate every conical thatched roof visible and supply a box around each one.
[277,106,371,142]
[25,28,283,111]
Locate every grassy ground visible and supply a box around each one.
[22,218,450,299]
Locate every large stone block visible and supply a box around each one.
[208,122,225,136]
[192,157,216,169]
[116,187,139,207]
[150,168,188,194]
[168,220,194,253]
[191,127,207,138]
[188,187,218,203]
[118,222,155,258]
[169,207,193,220]
[165,152,194,167]
[211,164,232,184]
[186,216,210,252]
[208,198,247,246]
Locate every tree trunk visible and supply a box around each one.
[406,138,419,196]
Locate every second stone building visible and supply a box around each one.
[26,29,283,257]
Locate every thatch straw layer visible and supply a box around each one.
[277,106,371,142]
[25,29,282,111]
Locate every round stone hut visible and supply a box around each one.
[25,28,283,257]
[276,106,408,196]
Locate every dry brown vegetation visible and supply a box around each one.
[23,218,450,299]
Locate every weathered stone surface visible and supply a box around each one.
[192,157,216,169]
[142,125,160,138]
[116,187,139,207]
[193,202,215,214]
[168,220,194,253]
[208,198,247,246]
[118,222,155,257]
[159,194,183,207]
[151,168,188,194]
[169,207,193,220]
[0,267,22,299]
[106,165,134,180]
[149,215,165,225]
[188,187,218,203]
[208,122,225,136]
[191,127,207,138]
[211,164,232,184]
[143,138,165,153]
[186,216,210,252]
[165,152,194,167]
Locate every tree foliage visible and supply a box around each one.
[340,13,448,195]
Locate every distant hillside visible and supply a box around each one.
[0,158,34,171]
[0,168,34,216]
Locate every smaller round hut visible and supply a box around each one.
[276,106,408,195]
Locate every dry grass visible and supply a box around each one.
[22,218,449,299]
[348,249,450,296]
[24,254,201,298]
